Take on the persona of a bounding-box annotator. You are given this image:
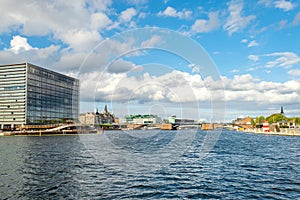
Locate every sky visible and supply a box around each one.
[0,0,299,122]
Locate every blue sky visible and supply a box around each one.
[0,0,299,121]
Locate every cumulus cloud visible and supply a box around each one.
[108,7,137,30]
[119,8,137,22]
[58,29,103,52]
[108,59,142,73]
[8,35,35,54]
[79,68,300,112]
[0,35,60,68]
[0,0,114,52]
[158,6,192,19]
[191,12,220,33]
[90,12,112,30]
[223,0,256,35]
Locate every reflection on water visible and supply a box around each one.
[0,130,299,199]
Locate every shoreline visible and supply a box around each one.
[241,129,300,137]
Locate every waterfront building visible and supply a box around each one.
[0,63,79,129]
[95,105,115,125]
[168,115,195,125]
[125,114,162,124]
[79,105,115,126]
[233,116,253,129]
[79,112,96,125]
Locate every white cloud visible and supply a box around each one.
[288,69,300,76]
[108,8,137,30]
[8,35,35,54]
[247,40,259,47]
[223,0,256,35]
[90,12,112,30]
[0,36,60,69]
[274,0,294,11]
[108,59,142,73]
[263,52,300,68]
[79,70,300,114]
[126,0,148,5]
[158,6,192,19]
[191,12,220,33]
[230,69,240,73]
[58,29,103,52]
[248,52,300,69]
[0,0,112,51]
[241,39,248,43]
[258,0,273,7]
[141,35,163,47]
[248,55,259,62]
[259,0,295,12]
[119,8,137,22]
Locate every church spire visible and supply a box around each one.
[104,105,108,114]
[280,106,284,114]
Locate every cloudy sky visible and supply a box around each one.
[0,0,299,121]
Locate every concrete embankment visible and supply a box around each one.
[243,128,300,136]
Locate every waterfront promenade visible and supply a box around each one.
[242,128,300,136]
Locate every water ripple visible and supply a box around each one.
[0,130,299,199]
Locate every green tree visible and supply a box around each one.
[251,118,256,126]
[294,117,300,125]
[266,113,287,124]
[256,116,265,124]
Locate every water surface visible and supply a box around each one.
[0,130,299,199]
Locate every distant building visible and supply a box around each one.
[168,116,195,124]
[79,112,96,125]
[125,114,162,124]
[233,116,253,129]
[0,63,79,129]
[95,105,115,124]
[79,105,115,125]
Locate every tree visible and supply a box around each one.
[266,113,287,124]
[294,118,300,125]
[256,116,265,124]
[251,118,256,126]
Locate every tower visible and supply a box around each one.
[104,105,108,114]
[280,106,284,114]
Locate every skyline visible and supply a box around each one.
[0,0,299,121]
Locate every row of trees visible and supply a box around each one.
[251,113,300,126]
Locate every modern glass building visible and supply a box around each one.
[0,63,79,129]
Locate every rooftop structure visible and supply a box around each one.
[0,63,79,129]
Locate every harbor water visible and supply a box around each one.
[0,130,299,199]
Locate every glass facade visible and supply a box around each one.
[0,63,79,129]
